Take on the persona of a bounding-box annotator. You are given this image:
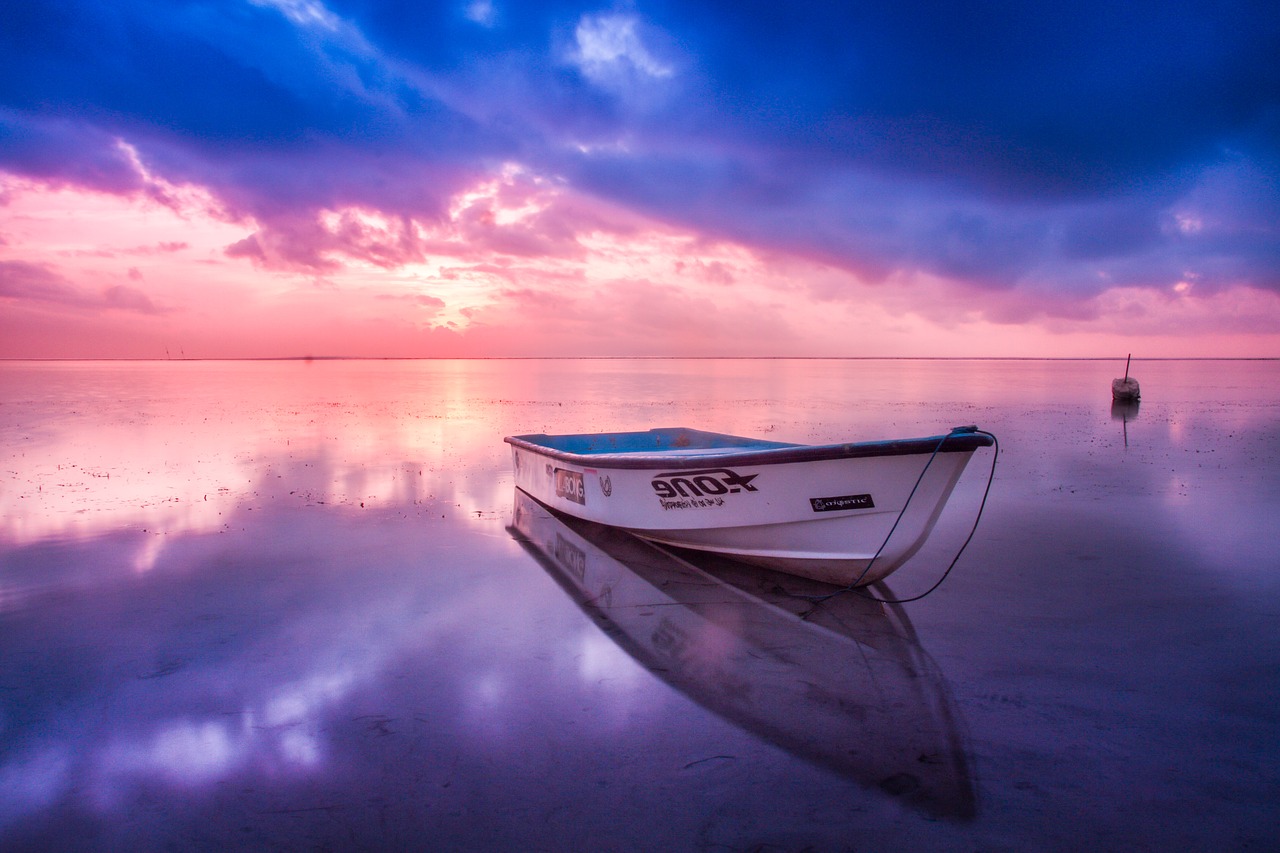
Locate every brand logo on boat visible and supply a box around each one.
[599,475,612,497]
[554,468,586,505]
[650,468,759,501]
[810,493,875,512]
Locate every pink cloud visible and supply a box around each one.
[0,260,161,315]
[102,284,161,314]
[375,292,447,312]
[0,260,83,304]
[2,169,1278,360]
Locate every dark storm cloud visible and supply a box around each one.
[0,0,1276,296]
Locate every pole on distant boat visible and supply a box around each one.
[1124,353,1131,381]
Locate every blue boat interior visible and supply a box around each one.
[506,426,993,468]
[511,427,798,455]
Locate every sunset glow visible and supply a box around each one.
[2,2,1277,357]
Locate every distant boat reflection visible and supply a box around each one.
[509,490,976,820]
[1111,399,1140,447]
[1111,399,1140,422]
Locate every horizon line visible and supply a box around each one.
[3,355,1278,363]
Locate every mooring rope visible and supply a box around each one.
[797,425,1000,608]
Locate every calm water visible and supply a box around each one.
[1,359,1277,851]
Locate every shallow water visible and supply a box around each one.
[1,358,1277,851]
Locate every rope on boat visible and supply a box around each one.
[798,425,1000,608]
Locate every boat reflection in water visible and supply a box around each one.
[1111,400,1140,421]
[1111,399,1140,447]
[509,490,976,820]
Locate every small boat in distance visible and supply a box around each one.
[505,425,994,587]
[1112,354,1140,402]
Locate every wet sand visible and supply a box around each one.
[1,358,1277,850]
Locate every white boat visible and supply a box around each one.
[505,425,994,587]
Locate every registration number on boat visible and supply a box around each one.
[554,468,586,504]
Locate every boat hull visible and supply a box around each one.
[506,427,991,586]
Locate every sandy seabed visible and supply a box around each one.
[1,358,1277,851]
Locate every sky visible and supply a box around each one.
[1,0,1278,358]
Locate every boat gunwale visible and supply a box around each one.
[505,428,993,470]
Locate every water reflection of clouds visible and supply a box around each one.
[91,666,354,799]
[1,359,1276,848]
[2,358,527,537]
[1,409,507,549]
[577,630,644,689]
[0,750,70,828]
[992,388,1279,585]
[0,501,535,830]
[3,359,528,787]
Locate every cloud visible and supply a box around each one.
[249,0,343,31]
[0,260,84,304]
[0,0,1276,352]
[570,13,675,86]
[375,292,446,311]
[464,0,497,28]
[103,284,160,313]
[0,260,162,314]
[0,112,148,195]
[225,210,429,272]
[459,275,800,357]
